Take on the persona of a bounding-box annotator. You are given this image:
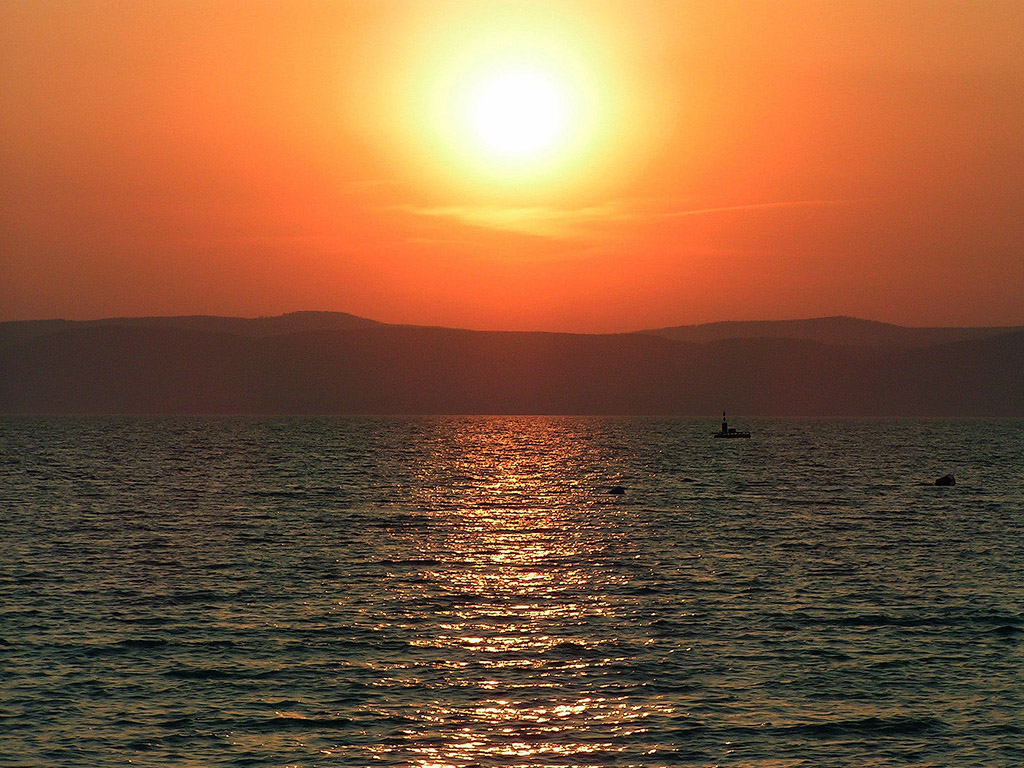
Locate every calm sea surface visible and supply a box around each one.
[1,417,1023,767]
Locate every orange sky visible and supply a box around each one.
[2,0,1023,332]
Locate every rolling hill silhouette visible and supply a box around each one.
[1,313,1021,415]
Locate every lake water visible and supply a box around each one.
[1,417,1023,767]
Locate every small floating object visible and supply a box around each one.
[935,473,956,486]
[608,485,626,495]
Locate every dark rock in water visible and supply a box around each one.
[935,474,956,486]
[608,485,626,495]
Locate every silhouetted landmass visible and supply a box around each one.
[1,312,1021,415]
[640,315,1019,349]
[0,311,384,349]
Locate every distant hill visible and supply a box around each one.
[0,311,385,349]
[638,316,1019,350]
[0,313,1022,415]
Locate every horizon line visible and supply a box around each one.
[2,310,1022,336]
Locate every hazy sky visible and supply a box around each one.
[3,0,1022,331]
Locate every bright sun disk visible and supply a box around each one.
[465,68,568,160]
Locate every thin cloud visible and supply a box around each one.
[653,199,856,218]
[405,236,479,247]
[394,203,623,239]
[397,198,858,239]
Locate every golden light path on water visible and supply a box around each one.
[363,419,672,766]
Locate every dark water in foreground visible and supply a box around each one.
[2,417,1023,767]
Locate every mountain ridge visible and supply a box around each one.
[636,315,1020,349]
[1,314,1021,416]
[3,311,1020,350]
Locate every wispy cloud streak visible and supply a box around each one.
[395,203,621,239]
[653,199,853,218]
[396,198,856,239]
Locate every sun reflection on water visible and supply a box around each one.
[369,418,656,766]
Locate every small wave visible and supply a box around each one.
[163,589,228,605]
[82,638,170,656]
[251,488,308,498]
[375,558,442,566]
[241,711,416,734]
[135,557,183,568]
[368,514,430,529]
[668,720,710,737]
[163,665,277,681]
[124,739,159,752]
[262,713,354,731]
[992,623,1022,638]
[157,716,194,729]
[782,715,946,738]
[835,613,935,628]
[164,666,237,680]
[129,537,174,550]
[625,585,659,595]
[831,611,1024,632]
[184,638,238,649]
[119,637,169,650]
[542,640,609,659]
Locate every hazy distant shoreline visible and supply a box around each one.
[2,312,1022,416]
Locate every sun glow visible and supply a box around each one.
[464,67,569,161]
[363,3,663,200]
[432,44,599,188]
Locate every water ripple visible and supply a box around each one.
[1,416,1022,766]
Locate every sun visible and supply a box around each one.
[441,55,587,183]
[463,66,569,161]
[383,9,608,191]
[367,3,664,199]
